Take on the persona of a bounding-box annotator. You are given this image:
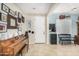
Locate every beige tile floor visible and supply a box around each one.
[25,44,79,56]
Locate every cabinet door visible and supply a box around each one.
[50,34,57,44]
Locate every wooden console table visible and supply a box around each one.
[0,35,29,56]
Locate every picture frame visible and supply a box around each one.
[7,14,17,29]
[9,9,15,16]
[0,21,7,33]
[15,11,18,17]
[18,18,21,23]
[22,16,25,23]
[1,3,9,13]
[0,12,7,22]
[18,12,22,23]
[18,12,22,19]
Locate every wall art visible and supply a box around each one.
[7,14,17,29]
[0,13,7,22]
[9,9,15,16]
[0,21,7,33]
[1,3,9,13]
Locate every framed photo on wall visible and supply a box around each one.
[0,21,7,33]
[18,18,21,23]
[22,16,25,23]
[0,13,7,22]
[18,12,22,19]
[18,12,22,23]
[15,11,18,17]
[9,9,15,16]
[1,3,9,13]
[7,14,17,29]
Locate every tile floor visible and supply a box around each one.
[25,44,79,56]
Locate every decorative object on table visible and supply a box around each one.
[59,15,65,19]
[1,3,9,13]
[7,14,17,29]
[0,12,7,22]
[0,21,7,33]
[9,9,15,16]
[22,16,25,23]
[25,31,29,38]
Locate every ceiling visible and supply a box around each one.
[52,3,79,14]
[15,3,53,15]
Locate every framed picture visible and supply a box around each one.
[0,13,7,22]
[1,3,9,13]
[18,12,22,23]
[0,22,7,33]
[15,11,18,17]
[18,18,21,23]
[9,9,15,16]
[22,16,25,23]
[18,12,22,19]
[7,14,17,29]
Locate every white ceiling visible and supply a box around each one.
[15,3,53,15]
[52,3,79,14]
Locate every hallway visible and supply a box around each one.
[25,44,79,56]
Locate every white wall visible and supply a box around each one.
[47,3,79,44]
[26,15,46,44]
[0,3,27,40]
[56,18,71,34]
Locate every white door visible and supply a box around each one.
[34,16,45,43]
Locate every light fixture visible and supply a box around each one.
[32,8,36,10]
[72,8,77,11]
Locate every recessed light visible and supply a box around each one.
[72,8,77,11]
[33,8,36,10]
